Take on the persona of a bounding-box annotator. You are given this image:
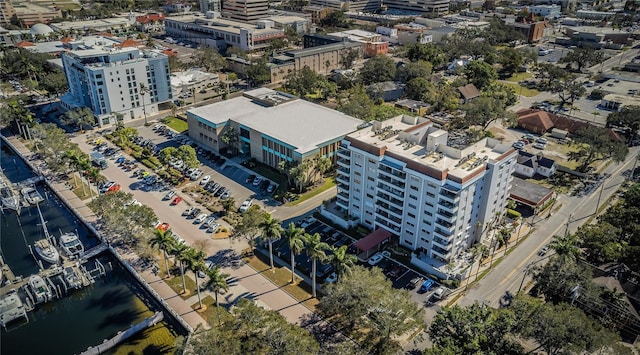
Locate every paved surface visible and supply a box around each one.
[4,132,316,331]
[458,145,640,308]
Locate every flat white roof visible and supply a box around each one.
[188,89,362,154]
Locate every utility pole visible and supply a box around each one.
[564,213,573,236]
[594,175,607,215]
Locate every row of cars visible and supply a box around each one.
[182,206,221,233]
[512,135,548,150]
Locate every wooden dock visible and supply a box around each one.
[80,243,108,261]
[80,312,164,355]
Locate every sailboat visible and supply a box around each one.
[0,179,21,212]
[33,204,60,265]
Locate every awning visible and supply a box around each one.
[354,228,392,252]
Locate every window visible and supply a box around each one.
[410,185,419,191]
[408,203,417,209]
[427,192,435,198]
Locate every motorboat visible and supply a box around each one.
[0,182,21,212]
[62,267,83,289]
[59,231,84,257]
[21,187,44,205]
[34,204,60,265]
[28,275,53,304]
[0,291,27,327]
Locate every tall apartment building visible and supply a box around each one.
[61,44,172,127]
[222,0,269,23]
[200,0,221,13]
[309,0,380,12]
[336,115,516,264]
[384,0,450,15]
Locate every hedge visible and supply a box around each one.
[506,209,522,219]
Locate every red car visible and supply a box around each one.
[156,223,170,232]
[171,196,183,205]
[105,184,121,194]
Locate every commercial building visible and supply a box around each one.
[200,0,221,13]
[222,0,269,23]
[384,0,450,15]
[309,0,380,12]
[335,115,516,272]
[529,4,562,18]
[328,29,388,57]
[0,1,61,26]
[164,13,285,51]
[186,88,362,168]
[50,18,132,35]
[170,69,219,97]
[60,42,172,126]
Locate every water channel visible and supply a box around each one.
[1,144,184,354]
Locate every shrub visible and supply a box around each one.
[506,209,521,219]
[148,156,162,166]
[130,150,143,159]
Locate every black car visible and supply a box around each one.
[208,182,220,193]
[246,174,256,184]
[205,181,216,191]
[335,236,351,248]
[216,158,226,166]
[260,179,270,191]
[214,187,226,197]
[188,208,201,218]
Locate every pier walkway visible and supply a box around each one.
[80,312,164,355]
[80,243,108,261]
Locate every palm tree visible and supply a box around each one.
[150,229,176,278]
[77,156,92,197]
[258,213,283,270]
[549,233,580,265]
[185,247,206,309]
[203,266,230,325]
[139,83,149,125]
[172,242,191,294]
[327,245,356,282]
[64,149,83,188]
[282,223,305,283]
[304,233,329,298]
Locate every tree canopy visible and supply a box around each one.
[191,47,225,72]
[606,105,640,143]
[405,43,446,68]
[283,66,336,98]
[360,55,396,85]
[561,47,605,72]
[568,126,628,172]
[463,60,498,90]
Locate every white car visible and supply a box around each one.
[182,206,195,216]
[190,169,202,180]
[164,190,176,200]
[252,177,263,186]
[194,213,208,224]
[325,272,338,283]
[203,216,216,227]
[368,252,385,266]
[207,223,221,233]
[200,175,211,185]
[197,260,215,278]
[99,181,116,194]
[238,199,253,212]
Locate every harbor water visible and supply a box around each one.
[1,144,183,354]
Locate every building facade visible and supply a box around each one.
[309,0,380,11]
[222,0,269,23]
[60,45,172,126]
[384,0,449,15]
[336,115,517,263]
[186,88,362,168]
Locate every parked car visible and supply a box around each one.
[164,190,177,200]
[368,252,385,266]
[207,223,221,233]
[266,183,276,194]
[197,260,215,278]
[538,244,550,256]
[190,169,202,180]
[533,143,546,150]
[238,198,253,212]
[512,141,525,149]
[325,272,338,283]
[105,184,121,194]
[246,174,256,184]
[220,190,231,199]
[200,175,211,185]
[408,276,424,290]
[188,208,201,218]
[252,177,263,186]
[171,196,183,205]
[203,216,216,227]
[99,181,116,194]
[419,278,435,293]
[214,187,226,197]
[387,265,403,279]
[432,287,445,300]
[194,213,208,224]
[183,206,195,216]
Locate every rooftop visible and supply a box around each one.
[509,177,554,207]
[165,14,283,35]
[346,115,514,182]
[50,18,131,31]
[188,89,363,154]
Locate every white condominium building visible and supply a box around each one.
[384,0,450,15]
[61,43,172,126]
[337,115,517,264]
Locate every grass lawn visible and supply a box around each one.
[166,273,197,299]
[192,295,233,326]
[69,176,93,200]
[162,116,188,133]
[504,72,533,83]
[501,82,540,97]
[288,177,336,206]
[245,252,319,310]
[251,164,288,191]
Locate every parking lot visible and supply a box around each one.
[263,215,451,307]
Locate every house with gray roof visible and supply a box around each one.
[515,151,556,178]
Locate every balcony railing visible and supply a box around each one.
[375,217,401,233]
[377,210,402,225]
[431,246,451,258]
[438,199,458,212]
[434,227,452,237]
[379,164,406,179]
[376,192,403,209]
[337,191,349,200]
[376,201,402,218]
[377,183,404,199]
[377,173,406,189]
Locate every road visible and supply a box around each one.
[458,146,640,308]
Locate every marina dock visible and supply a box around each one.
[80,312,164,355]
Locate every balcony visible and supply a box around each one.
[433,237,453,251]
[337,148,351,158]
[434,227,452,238]
[436,209,456,223]
[439,190,459,203]
[337,191,349,200]
[377,210,402,225]
[376,192,403,209]
[337,157,350,167]
[431,246,452,259]
[379,164,406,179]
[336,175,349,185]
[377,183,404,199]
[376,201,402,219]
[377,173,405,189]
[375,217,401,233]
[438,199,458,212]
[336,198,348,211]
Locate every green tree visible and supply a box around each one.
[406,43,446,67]
[561,47,605,72]
[191,47,225,72]
[283,66,333,97]
[395,60,432,83]
[171,241,191,294]
[185,247,206,309]
[41,71,68,97]
[139,83,149,125]
[257,213,283,270]
[336,85,374,120]
[232,204,263,248]
[177,144,199,169]
[63,107,95,131]
[498,47,525,77]
[459,96,508,130]
[326,245,356,281]
[150,229,176,278]
[360,55,396,85]
[245,58,271,86]
[0,100,35,137]
[531,257,595,303]
[304,232,328,297]
[30,123,77,173]
[463,60,498,90]
[220,127,240,155]
[340,48,360,69]
[575,223,624,264]
[203,265,230,325]
[553,76,586,105]
[549,233,581,265]
[568,126,628,172]
[282,222,305,283]
[535,63,570,90]
[405,77,434,101]
[320,10,349,28]
[606,105,640,143]
[188,298,319,354]
[319,265,425,353]
[427,303,523,355]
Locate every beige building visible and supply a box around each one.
[0,0,15,24]
[2,1,61,26]
[222,0,269,23]
[186,88,362,168]
[270,41,363,83]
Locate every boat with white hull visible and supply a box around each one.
[1,181,21,212]
[0,291,27,327]
[33,204,60,265]
[63,266,83,289]
[21,187,44,205]
[28,275,52,304]
[60,231,84,257]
